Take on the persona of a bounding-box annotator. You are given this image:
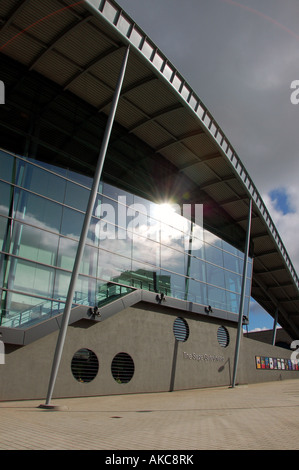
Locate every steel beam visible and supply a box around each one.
[41,45,130,408]
[231,198,252,388]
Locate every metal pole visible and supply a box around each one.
[42,45,130,407]
[271,307,278,346]
[231,198,252,388]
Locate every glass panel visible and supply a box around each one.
[131,260,160,292]
[81,244,98,278]
[160,270,186,300]
[1,291,62,327]
[188,256,206,282]
[187,279,207,305]
[0,181,12,217]
[226,291,240,314]
[223,251,242,274]
[60,207,84,239]
[207,285,227,311]
[18,191,63,234]
[206,263,225,289]
[57,237,77,271]
[64,181,89,211]
[58,239,99,284]
[247,260,253,278]
[97,250,132,284]
[11,222,59,266]
[0,150,15,183]
[95,196,118,233]
[225,271,242,294]
[192,223,204,242]
[222,239,239,256]
[94,221,132,257]
[0,215,8,249]
[53,269,71,301]
[243,296,250,316]
[187,239,205,259]
[22,164,66,203]
[75,275,96,306]
[127,203,149,238]
[66,169,92,188]
[245,277,252,297]
[204,244,224,267]
[88,216,100,246]
[103,182,133,205]
[4,257,54,298]
[161,245,185,275]
[29,158,67,178]
[132,232,160,266]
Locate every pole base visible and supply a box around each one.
[38,403,68,411]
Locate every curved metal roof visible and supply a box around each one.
[0,0,298,338]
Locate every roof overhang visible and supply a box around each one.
[0,0,298,338]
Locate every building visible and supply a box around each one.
[0,0,298,401]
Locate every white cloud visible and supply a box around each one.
[262,186,299,274]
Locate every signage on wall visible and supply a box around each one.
[183,352,225,363]
[255,356,299,371]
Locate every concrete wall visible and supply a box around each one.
[1,302,298,401]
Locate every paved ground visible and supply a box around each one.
[1,379,299,451]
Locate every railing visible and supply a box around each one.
[0,283,136,329]
[0,299,66,328]
[90,0,299,291]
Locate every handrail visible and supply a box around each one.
[0,284,135,328]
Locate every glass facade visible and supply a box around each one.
[0,149,252,329]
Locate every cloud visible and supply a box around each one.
[262,187,299,273]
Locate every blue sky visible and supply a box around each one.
[269,188,295,216]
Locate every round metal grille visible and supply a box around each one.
[217,326,230,347]
[173,317,189,342]
[71,348,99,383]
[111,352,135,384]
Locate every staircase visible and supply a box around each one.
[0,283,135,329]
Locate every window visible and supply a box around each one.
[71,348,99,383]
[217,326,230,347]
[173,317,189,342]
[111,352,135,384]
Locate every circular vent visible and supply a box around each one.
[71,348,99,383]
[173,317,189,342]
[217,326,230,347]
[111,352,135,384]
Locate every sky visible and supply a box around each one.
[117,0,299,332]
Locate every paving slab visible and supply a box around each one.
[1,379,299,451]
